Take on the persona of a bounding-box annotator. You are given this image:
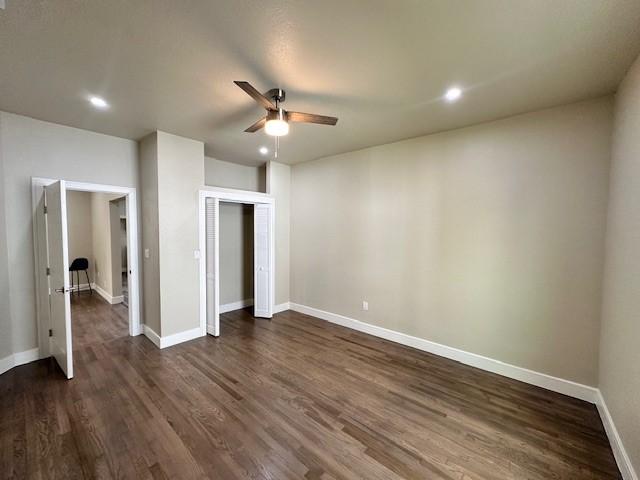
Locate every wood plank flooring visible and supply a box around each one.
[0,305,621,479]
[70,293,129,350]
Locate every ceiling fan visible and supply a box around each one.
[234,81,338,137]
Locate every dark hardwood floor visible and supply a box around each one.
[70,292,129,351]
[0,305,620,479]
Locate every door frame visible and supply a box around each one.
[32,177,142,358]
[198,187,275,336]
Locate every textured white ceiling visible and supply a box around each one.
[1,0,639,166]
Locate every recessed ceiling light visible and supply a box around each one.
[89,96,109,109]
[444,87,462,102]
[259,146,269,155]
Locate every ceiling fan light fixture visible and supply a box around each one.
[265,109,289,136]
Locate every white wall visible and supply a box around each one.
[599,54,640,474]
[66,191,94,283]
[91,192,123,298]
[291,98,612,386]
[66,191,125,297]
[267,162,291,306]
[153,132,204,337]
[205,157,265,192]
[118,198,127,272]
[142,131,208,338]
[0,119,13,360]
[0,112,138,354]
[219,202,253,305]
[139,133,161,333]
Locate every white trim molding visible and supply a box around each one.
[596,391,638,480]
[31,177,143,352]
[220,299,253,314]
[289,303,598,403]
[69,282,124,306]
[93,284,124,305]
[160,327,203,349]
[0,348,41,376]
[198,187,276,339]
[274,302,290,314]
[142,325,161,348]
[143,324,204,349]
[69,282,94,294]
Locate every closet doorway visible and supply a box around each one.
[198,188,275,337]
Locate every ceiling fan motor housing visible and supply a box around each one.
[265,88,286,105]
[266,108,287,122]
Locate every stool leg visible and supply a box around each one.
[70,271,74,296]
[86,270,92,295]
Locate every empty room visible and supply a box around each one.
[0,1,639,479]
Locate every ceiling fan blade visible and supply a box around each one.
[287,111,338,126]
[244,117,266,133]
[234,81,275,110]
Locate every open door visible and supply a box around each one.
[253,203,273,318]
[205,197,220,336]
[45,180,73,378]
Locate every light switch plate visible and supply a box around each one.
[144,248,150,259]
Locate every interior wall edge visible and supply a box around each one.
[274,302,290,314]
[142,323,204,350]
[597,50,640,477]
[288,303,598,402]
[0,347,41,377]
[142,324,161,348]
[596,391,639,480]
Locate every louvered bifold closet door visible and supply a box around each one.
[253,203,272,318]
[205,197,220,336]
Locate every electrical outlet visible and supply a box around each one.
[144,248,150,259]
[362,301,369,311]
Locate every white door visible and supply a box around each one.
[34,190,52,357]
[205,198,220,336]
[45,181,73,378]
[253,203,273,318]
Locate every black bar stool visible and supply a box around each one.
[69,258,92,295]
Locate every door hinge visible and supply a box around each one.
[43,205,48,214]
[46,267,50,275]
[48,329,52,337]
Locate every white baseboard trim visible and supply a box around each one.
[70,282,94,293]
[160,326,204,349]
[94,284,123,305]
[596,391,638,480]
[274,302,290,314]
[289,303,598,403]
[142,324,161,348]
[143,324,204,349]
[0,348,41,376]
[220,299,253,314]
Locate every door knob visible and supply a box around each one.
[55,287,69,294]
